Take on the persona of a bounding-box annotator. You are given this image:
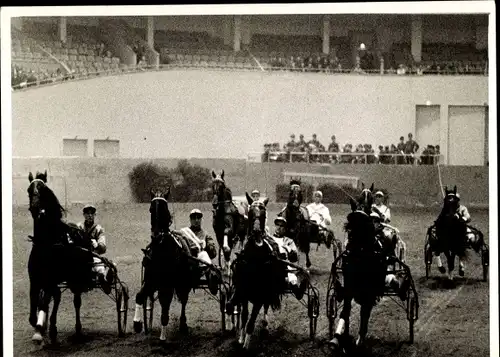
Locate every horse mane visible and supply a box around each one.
[40,184,66,219]
[290,179,301,186]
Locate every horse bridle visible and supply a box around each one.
[28,179,47,219]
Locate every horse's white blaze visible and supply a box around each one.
[133,303,142,322]
[36,311,46,328]
[243,333,252,349]
[223,235,229,251]
[436,256,443,267]
[160,326,168,341]
[335,318,345,336]
[238,328,245,344]
[459,258,465,268]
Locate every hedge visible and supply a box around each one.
[275,182,314,203]
[128,160,212,203]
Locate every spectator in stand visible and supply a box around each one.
[404,133,420,165]
[435,145,441,164]
[328,135,340,163]
[358,43,375,72]
[285,134,297,162]
[396,136,406,165]
[377,145,385,164]
[389,144,398,164]
[297,135,307,152]
[342,143,353,164]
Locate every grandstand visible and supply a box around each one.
[10,14,488,89]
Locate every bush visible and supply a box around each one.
[275,182,314,203]
[128,160,212,203]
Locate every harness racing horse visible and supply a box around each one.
[329,183,389,351]
[228,193,286,350]
[432,186,468,281]
[211,170,248,276]
[27,171,94,344]
[133,188,197,340]
[279,180,314,268]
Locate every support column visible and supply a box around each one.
[233,15,241,52]
[59,17,67,43]
[223,16,232,46]
[147,16,154,47]
[411,15,422,63]
[322,15,330,54]
[241,16,251,47]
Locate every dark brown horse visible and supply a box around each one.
[329,183,388,351]
[133,188,197,340]
[432,185,468,281]
[27,171,93,345]
[228,193,286,350]
[211,170,248,276]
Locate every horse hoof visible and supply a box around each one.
[438,266,446,274]
[179,324,188,335]
[133,321,143,333]
[32,332,43,344]
[328,337,340,350]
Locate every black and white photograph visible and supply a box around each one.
[1,3,497,357]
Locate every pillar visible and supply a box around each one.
[322,15,330,54]
[241,16,251,46]
[147,16,154,47]
[411,15,422,63]
[223,16,232,46]
[233,15,241,52]
[59,17,67,43]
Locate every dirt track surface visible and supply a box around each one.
[12,203,490,357]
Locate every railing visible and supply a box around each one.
[11,60,488,92]
[248,151,443,165]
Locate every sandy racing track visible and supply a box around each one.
[12,203,490,357]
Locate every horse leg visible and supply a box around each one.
[329,296,352,349]
[158,287,174,341]
[458,254,466,276]
[238,300,249,345]
[133,282,147,333]
[305,251,312,269]
[446,252,456,281]
[243,302,263,350]
[262,303,270,329]
[435,252,446,274]
[32,288,51,343]
[48,287,61,344]
[29,282,40,328]
[73,291,83,337]
[177,286,191,334]
[356,303,374,347]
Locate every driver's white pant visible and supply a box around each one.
[92,257,107,275]
[198,250,212,266]
[286,272,298,285]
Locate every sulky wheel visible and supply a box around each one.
[116,284,129,337]
[407,291,418,344]
[326,289,338,340]
[424,240,433,280]
[308,293,320,340]
[219,289,227,333]
[143,294,155,335]
[481,243,489,282]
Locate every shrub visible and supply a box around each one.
[275,182,314,203]
[128,160,212,203]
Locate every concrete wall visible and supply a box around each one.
[12,70,488,162]
[12,158,489,207]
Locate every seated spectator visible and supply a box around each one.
[137,55,147,70]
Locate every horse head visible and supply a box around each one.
[27,170,64,222]
[246,192,269,243]
[442,185,460,217]
[149,187,172,240]
[211,169,227,202]
[356,182,374,215]
[345,196,376,252]
[287,179,303,209]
